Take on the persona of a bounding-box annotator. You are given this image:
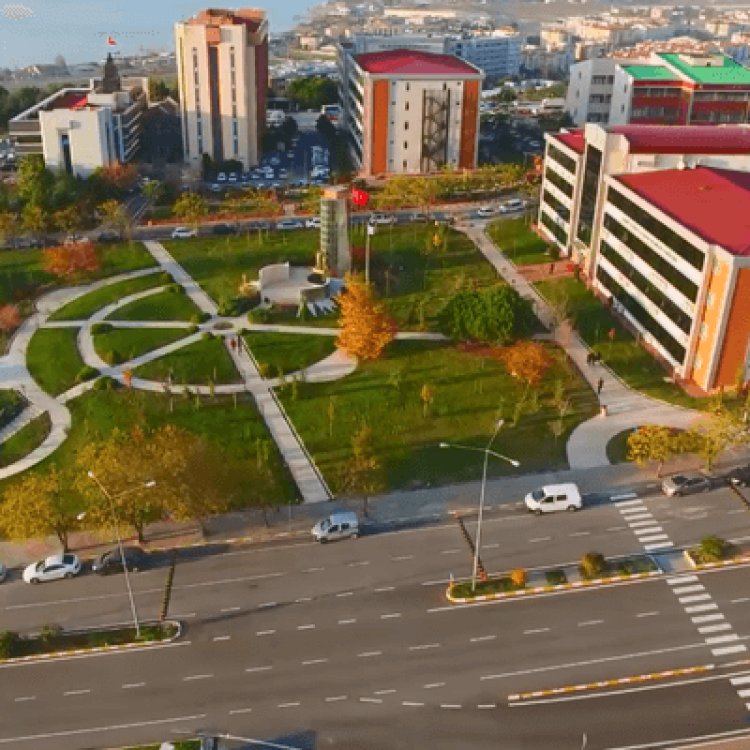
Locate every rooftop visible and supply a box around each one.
[615,167,750,257]
[610,124,750,154]
[186,7,265,32]
[621,64,679,82]
[354,49,481,77]
[553,130,586,155]
[659,52,750,85]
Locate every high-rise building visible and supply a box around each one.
[339,48,484,177]
[175,8,268,171]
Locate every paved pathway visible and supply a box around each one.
[461,221,702,470]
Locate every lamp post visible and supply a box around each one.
[440,419,520,592]
[85,471,156,637]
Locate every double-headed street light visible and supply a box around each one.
[85,471,156,637]
[440,419,520,592]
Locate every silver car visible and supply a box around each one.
[661,474,711,497]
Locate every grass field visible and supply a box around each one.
[49,272,170,322]
[134,335,240,384]
[27,328,88,396]
[280,339,598,492]
[0,390,24,429]
[243,331,337,376]
[107,289,201,322]
[487,217,551,266]
[93,328,190,366]
[0,413,51,468]
[535,277,708,409]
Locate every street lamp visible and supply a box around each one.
[85,471,156,637]
[440,419,520,592]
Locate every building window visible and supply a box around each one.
[405,102,409,111]
[405,83,410,92]
[403,141,408,149]
[699,322,708,340]
[707,292,715,307]
[403,159,407,169]
[404,122,409,131]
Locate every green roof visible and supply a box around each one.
[658,52,750,85]
[622,65,679,81]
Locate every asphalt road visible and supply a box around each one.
[2,485,750,749]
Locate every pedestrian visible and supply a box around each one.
[597,377,604,395]
[586,352,593,366]
[549,262,555,275]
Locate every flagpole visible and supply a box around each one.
[365,223,371,285]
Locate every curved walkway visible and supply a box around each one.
[461,221,702,469]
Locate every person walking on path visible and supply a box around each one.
[597,377,604,396]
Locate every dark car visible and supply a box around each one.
[212,223,237,235]
[246,220,272,231]
[431,212,455,226]
[661,474,711,497]
[727,464,750,487]
[97,229,122,243]
[91,547,150,575]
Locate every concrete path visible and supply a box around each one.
[461,221,702,470]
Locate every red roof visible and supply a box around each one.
[615,167,750,257]
[355,49,480,77]
[610,125,750,155]
[553,130,585,155]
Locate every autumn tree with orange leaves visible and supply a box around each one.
[0,304,20,334]
[498,340,553,386]
[336,274,396,360]
[43,243,100,279]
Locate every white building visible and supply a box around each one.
[565,58,618,126]
[175,7,268,170]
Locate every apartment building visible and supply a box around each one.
[9,55,147,177]
[537,123,750,390]
[175,8,268,170]
[567,51,750,126]
[338,48,483,176]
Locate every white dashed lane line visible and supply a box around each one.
[424,682,445,689]
[325,695,347,702]
[374,689,397,695]
[374,586,395,592]
[636,611,660,618]
[338,618,356,625]
[409,643,440,651]
[569,531,590,537]
[302,658,328,666]
[403,701,425,707]
[220,606,240,613]
[360,697,383,704]
[348,561,370,567]
[336,591,354,598]
[229,707,253,715]
[64,689,91,696]
[122,683,145,689]
[13,696,35,702]
[212,635,231,642]
[358,651,383,658]
[183,674,213,682]
[303,567,324,573]
[297,624,316,631]
[278,702,300,709]
[441,704,462,709]
[245,666,273,673]
[381,612,402,620]
[529,537,551,543]
[256,629,276,636]
[578,620,604,627]
[524,627,551,635]
[470,635,497,643]
[441,549,461,555]
[392,555,414,561]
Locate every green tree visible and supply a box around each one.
[16,154,53,209]
[626,425,679,477]
[287,76,338,109]
[0,210,17,247]
[20,203,49,240]
[340,423,384,515]
[52,205,82,234]
[173,192,208,229]
[98,198,132,239]
[141,180,165,204]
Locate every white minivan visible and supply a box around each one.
[525,483,582,514]
[312,512,359,542]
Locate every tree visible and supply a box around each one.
[626,425,679,477]
[316,114,336,143]
[0,469,78,551]
[52,205,82,234]
[0,211,17,247]
[16,154,53,209]
[98,199,132,239]
[336,274,396,360]
[20,203,49,240]
[141,180,165,204]
[44,243,100,278]
[287,76,338,110]
[339,423,384,515]
[0,304,21,334]
[498,341,553,387]
[420,383,435,418]
[173,192,208,229]
[96,162,138,193]
[682,409,746,471]
[438,285,535,345]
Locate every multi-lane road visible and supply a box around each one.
[2,484,750,749]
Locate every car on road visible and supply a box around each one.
[92,547,151,575]
[525,483,582,514]
[305,216,321,229]
[279,168,289,179]
[269,156,281,166]
[171,226,198,239]
[727,464,750,487]
[212,223,237,235]
[431,212,455,226]
[247,220,272,231]
[476,205,496,218]
[0,562,6,582]
[97,229,122,243]
[23,553,82,584]
[499,198,525,213]
[312,512,359,543]
[369,213,397,226]
[410,212,429,223]
[276,218,304,231]
[209,183,223,193]
[63,233,91,246]
[216,172,227,182]
[228,172,239,183]
[661,474,711,497]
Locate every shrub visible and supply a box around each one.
[93,375,115,391]
[159,272,174,285]
[545,569,567,586]
[0,630,18,659]
[699,535,728,563]
[510,568,527,588]
[248,307,273,324]
[201,332,213,341]
[167,283,184,294]
[187,324,199,334]
[91,322,113,335]
[39,624,61,646]
[75,365,99,383]
[579,552,606,580]
[101,349,123,366]
[190,312,211,324]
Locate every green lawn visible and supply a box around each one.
[134,335,240,384]
[0,390,24,429]
[0,413,51,468]
[243,332,337,376]
[487,217,551,266]
[0,389,296,508]
[107,289,200,322]
[27,328,88,396]
[281,340,598,492]
[93,328,190,366]
[535,277,709,409]
[607,428,636,464]
[49,272,170,322]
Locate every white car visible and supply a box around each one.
[23,553,82,584]
[228,172,239,183]
[476,205,496,218]
[216,172,227,182]
[277,218,304,230]
[305,216,321,229]
[499,198,525,214]
[171,226,198,239]
[368,213,397,226]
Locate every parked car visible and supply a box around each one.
[209,183,223,193]
[228,172,239,183]
[212,223,236,235]
[276,218,304,230]
[312,512,359,543]
[499,198,525,214]
[97,229,121,243]
[0,562,6,583]
[269,156,281,166]
[727,464,750,487]
[171,226,198,239]
[410,212,429,223]
[23,553,82,584]
[476,205,496,218]
[525,483,582,514]
[92,547,151,575]
[661,474,711,497]
[279,168,289,179]
[216,172,227,182]
[369,213,397,226]
[431,212,455,226]
[305,216,321,229]
[247,220,272,231]
[63,233,91,246]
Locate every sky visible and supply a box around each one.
[0,0,314,68]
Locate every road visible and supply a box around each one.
[2,484,750,749]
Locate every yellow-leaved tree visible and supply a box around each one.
[336,274,396,361]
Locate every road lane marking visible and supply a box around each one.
[638,534,671,544]
[612,495,640,503]
[336,591,353,597]
[524,628,550,635]
[644,542,674,551]
[183,674,213,682]
[258,602,278,609]
[692,614,725,623]
[256,630,276,636]
[484,543,499,549]
[245,666,273,673]
[295,597,312,603]
[374,586,395,592]
[730,675,750,686]
[278,702,300,708]
[620,513,652,521]
[380,612,402,619]
[338,618,356,625]
[229,708,253,715]
[578,620,604,627]
[297,624,316,630]
[685,603,719,613]
[441,704,462,709]
[470,635,497,642]
[632,527,664,536]
[402,701,424,706]
[679,594,712,604]
[409,643,440,651]
[441,549,461,555]
[736,688,750,698]
[302,658,328,666]
[360,697,382,703]
[667,575,698,585]
[732,597,750,604]
[64,689,91,696]
[303,567,324,573]
[392,555,414,561]
[348,561,369,567]
[698,624,732,634]
[220,606,241,613]
[325,696,347,702]
[529,537,551,543]
[13,696,35,702]
[569,531,590,537]
[374,689,397,695]
[636,611,659,618]
[122,682,145,689]
[212,635,231,642]
[358,651,382,658]
[705,634,740,645]
[606,526,626,532]
[629,520,659,528]
[424,682,446,689]
[478,704,497,709]
[712,645,747,656]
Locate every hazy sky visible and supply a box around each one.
[0,0,313,68]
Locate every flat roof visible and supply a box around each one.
[659,52,750,86]
[622,64,679,82]
[615,167,750,257]
[354,49,480,77]
[610,124,750,154]
[552,130,585,155]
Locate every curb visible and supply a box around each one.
[507,663,715,702]
[0,619,182,665]
[446,570,661,603]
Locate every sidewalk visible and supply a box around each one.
[461,221,701,469]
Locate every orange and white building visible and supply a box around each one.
[338,49,484,177]
[175,8,268,170]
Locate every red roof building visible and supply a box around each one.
[354,49,481,77]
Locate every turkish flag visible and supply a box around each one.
[351,188,369,207]
[107,35,117,46]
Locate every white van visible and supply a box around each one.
[525,483,582,514]
[499,198,525,214]
[312,512,359,543]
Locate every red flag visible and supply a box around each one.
[351,188,369,207]
[106,35,117,46]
